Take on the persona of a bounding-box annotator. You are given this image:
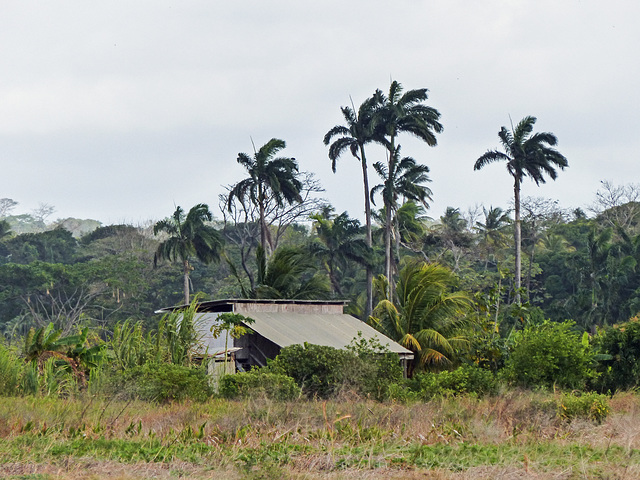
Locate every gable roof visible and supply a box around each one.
[192,311,412,359]
[239,311,412,357]
[158,299,413,359]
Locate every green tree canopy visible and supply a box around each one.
[153,204,223,305]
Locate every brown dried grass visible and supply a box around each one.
[0,391,639,479]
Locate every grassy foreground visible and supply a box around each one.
[0,391,638,480]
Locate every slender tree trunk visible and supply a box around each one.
[328,264,343,296]
[385,201,393,299]
[385,140,396,300]
[240,246,255,290]
[513,177,522,304]
[494,273,502,331]
[527,244,535,299]
[258,188,272,257]
[183,259,190,305]
[360,145,374,319]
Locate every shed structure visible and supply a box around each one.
[157,299,413,373]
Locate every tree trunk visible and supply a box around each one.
[259,195,273,258]
[527,244,535,299]
[240,246,255,290]
[385,201,393,299]
[183,259,190,305]
[360,145,373,319]
[513,177,522,304]
[258,184,272,258]
[329,265,343,296]
[385,141,396,300]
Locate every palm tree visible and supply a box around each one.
[23,323,104,383]
[369,260,472,375]
[323,97,378,317]
[309,210,371,296]
[474,116,568,302]
[371,148,432,288]
[475,206,511,270]
[254,246,331,300]
[227,138,302,256]
[434,207,473,272]
[153,203,223,305]
[396,200,429,252]
[371,81,443,286]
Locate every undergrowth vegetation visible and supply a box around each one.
[2,297,640,477]
[0,392,638,479]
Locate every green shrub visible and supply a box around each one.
[409,364,499,399]
[266,340,403,400]
[386,382,419,403]
[501,320,595,389]
[557,391,610,423]
[219,371,301,401]
[113,363,214,402]
[0,344,22,396]
[18,358,77,398]
[266,343,356,398]
[592,317,640,392]
[346,334,404,400]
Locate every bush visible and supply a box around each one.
[112,363,214,402]
[557,391,610,423]
[219,371,301,401]
[266,340,403,400]
[592,317,640,392]
[409,364,499,399]
[266,343,357,398]
[386,382,419,403]
[346,334,404,400]
[501,320,595,389]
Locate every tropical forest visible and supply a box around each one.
[1,81,640,479]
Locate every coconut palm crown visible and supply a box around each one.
[474,116,568,301]
[369,260,472,375]
[228,138,302,256]
[153,203,223,305]
[323,96,379,317]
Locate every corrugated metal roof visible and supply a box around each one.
[238,312,413,357]
[189,311,413,358]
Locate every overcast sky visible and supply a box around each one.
[1,1,638,226]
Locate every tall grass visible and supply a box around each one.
[0,344,21,396]
[0,391,638,479]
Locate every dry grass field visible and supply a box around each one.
[0,391,638,479]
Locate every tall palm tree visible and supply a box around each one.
[153,203,223,305]
[323,97,378,316]
[475,206,511,270]
[309,210,371,296]
[474,116,568,302]
[371,148,432,287]
[227,138,302,256]
[372,81,443,286]
[369,260,472,375]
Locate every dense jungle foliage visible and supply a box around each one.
[2,81,640,401]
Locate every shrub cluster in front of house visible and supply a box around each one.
[9,313,640,428]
